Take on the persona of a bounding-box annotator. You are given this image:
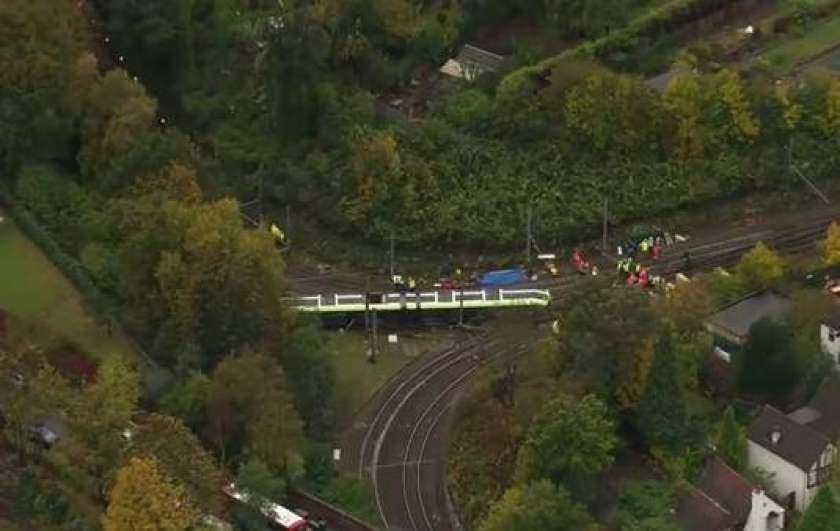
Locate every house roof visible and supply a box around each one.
[800,377,840,441]
[823,310,840,330]
[704,290,791,342]
[675,456,759,530]
[675,486,737,531]
[748,405,830,470]
[455,44,506,72]
[696,457,754,524]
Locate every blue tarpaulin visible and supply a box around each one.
[480,268,527,287]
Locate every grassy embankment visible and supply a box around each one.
[0,211,137,363]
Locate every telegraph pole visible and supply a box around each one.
[525,203,533,267]
[389,230,395,280]
[789,135,830,205]
[602,197,609,254]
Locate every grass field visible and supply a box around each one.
[330,332,414,431]
[0,210,137,363]
[760,15,840,74]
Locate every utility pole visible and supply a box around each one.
[602,197,609,254]
[525,203,533,267]
[389,230,395,281]
[258,170,264,225]
[285,204,291,246]
[789,135,830,205]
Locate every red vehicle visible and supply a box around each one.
[223,484,308,531]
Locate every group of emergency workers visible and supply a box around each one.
[616,234,669,288]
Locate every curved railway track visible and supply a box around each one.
[346,209,839,531]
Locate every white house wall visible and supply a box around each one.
[744,490,785,531]
[819,324,840,367]
[747,441,812,512]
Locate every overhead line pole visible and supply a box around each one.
[602,197,609,254]
[789,136,830,205]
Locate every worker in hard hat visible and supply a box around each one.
[270,223,286,248]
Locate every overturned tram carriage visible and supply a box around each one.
[286,288,552,327]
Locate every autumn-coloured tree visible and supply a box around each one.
[661,279,715,336]
[823,222,840,266]
[103,457,198,531]
[207,351,304,475]
[129,413,225,514]
[479,480,596,531]
[735,242,784,292]
[664,73,707,161]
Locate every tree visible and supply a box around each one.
[798,486,840,531]
[735,242,784,292]
[78,69,158,184]
[716,406,747,471]
[554,278,658,409]
[664,73,708,161]
[637,331,691,450]
[129,414,225,514]
[714,69,760,144]
[159,371,212,432]
[738,318,801,396]
[282,320,336,439]
[232,458,287,531]
[103,457,198,531]
[617,481,679,531]
[207,351,304,474]
[478,480,595,531]
[69,354,141,481]
[103,0,195,96]
[661,279,714,335]
[823,222,840,266]
[515,393,618,485]
[565,71,665,156]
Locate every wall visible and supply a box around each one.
[819,324,840,367]
[744,489,785,531]
[747,440,811,512]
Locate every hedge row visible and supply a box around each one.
[0,182,115,319]
[508,0,758,79]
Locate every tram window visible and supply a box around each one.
[367,293,383,304]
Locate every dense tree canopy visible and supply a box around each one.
[478,480,596,531]
[515,393,618,485]
[103,457,198,531]
[738,318,801,396]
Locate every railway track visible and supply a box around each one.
[347,209,839,531]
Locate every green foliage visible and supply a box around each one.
[798,486,840,531]
[159,371,212,432]
[823,222,840,265]
[233,458,287,531]
[515,393,618,485]
[0,183,115,317]
[15,164,93,253]
[102,0,195,96]
[738,318,802,396]
[637,331,692,449]
[282,324,336,440]
[716,406,747,471]
[207,351,304,475]
[735,242,785,292]
[478,480,595,531]
[320,474,381,526]
[445,89,494,130]
[617,481,679,531]
[448,390,522,528]
[554,278,658,409]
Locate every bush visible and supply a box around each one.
[445,89,493,129]
[0,183,115,318]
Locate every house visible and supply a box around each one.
[675,456,785,531]
[747,380,840,511]
[819,311,840,368]
[439,44,506,81]
[703,290,791,362]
